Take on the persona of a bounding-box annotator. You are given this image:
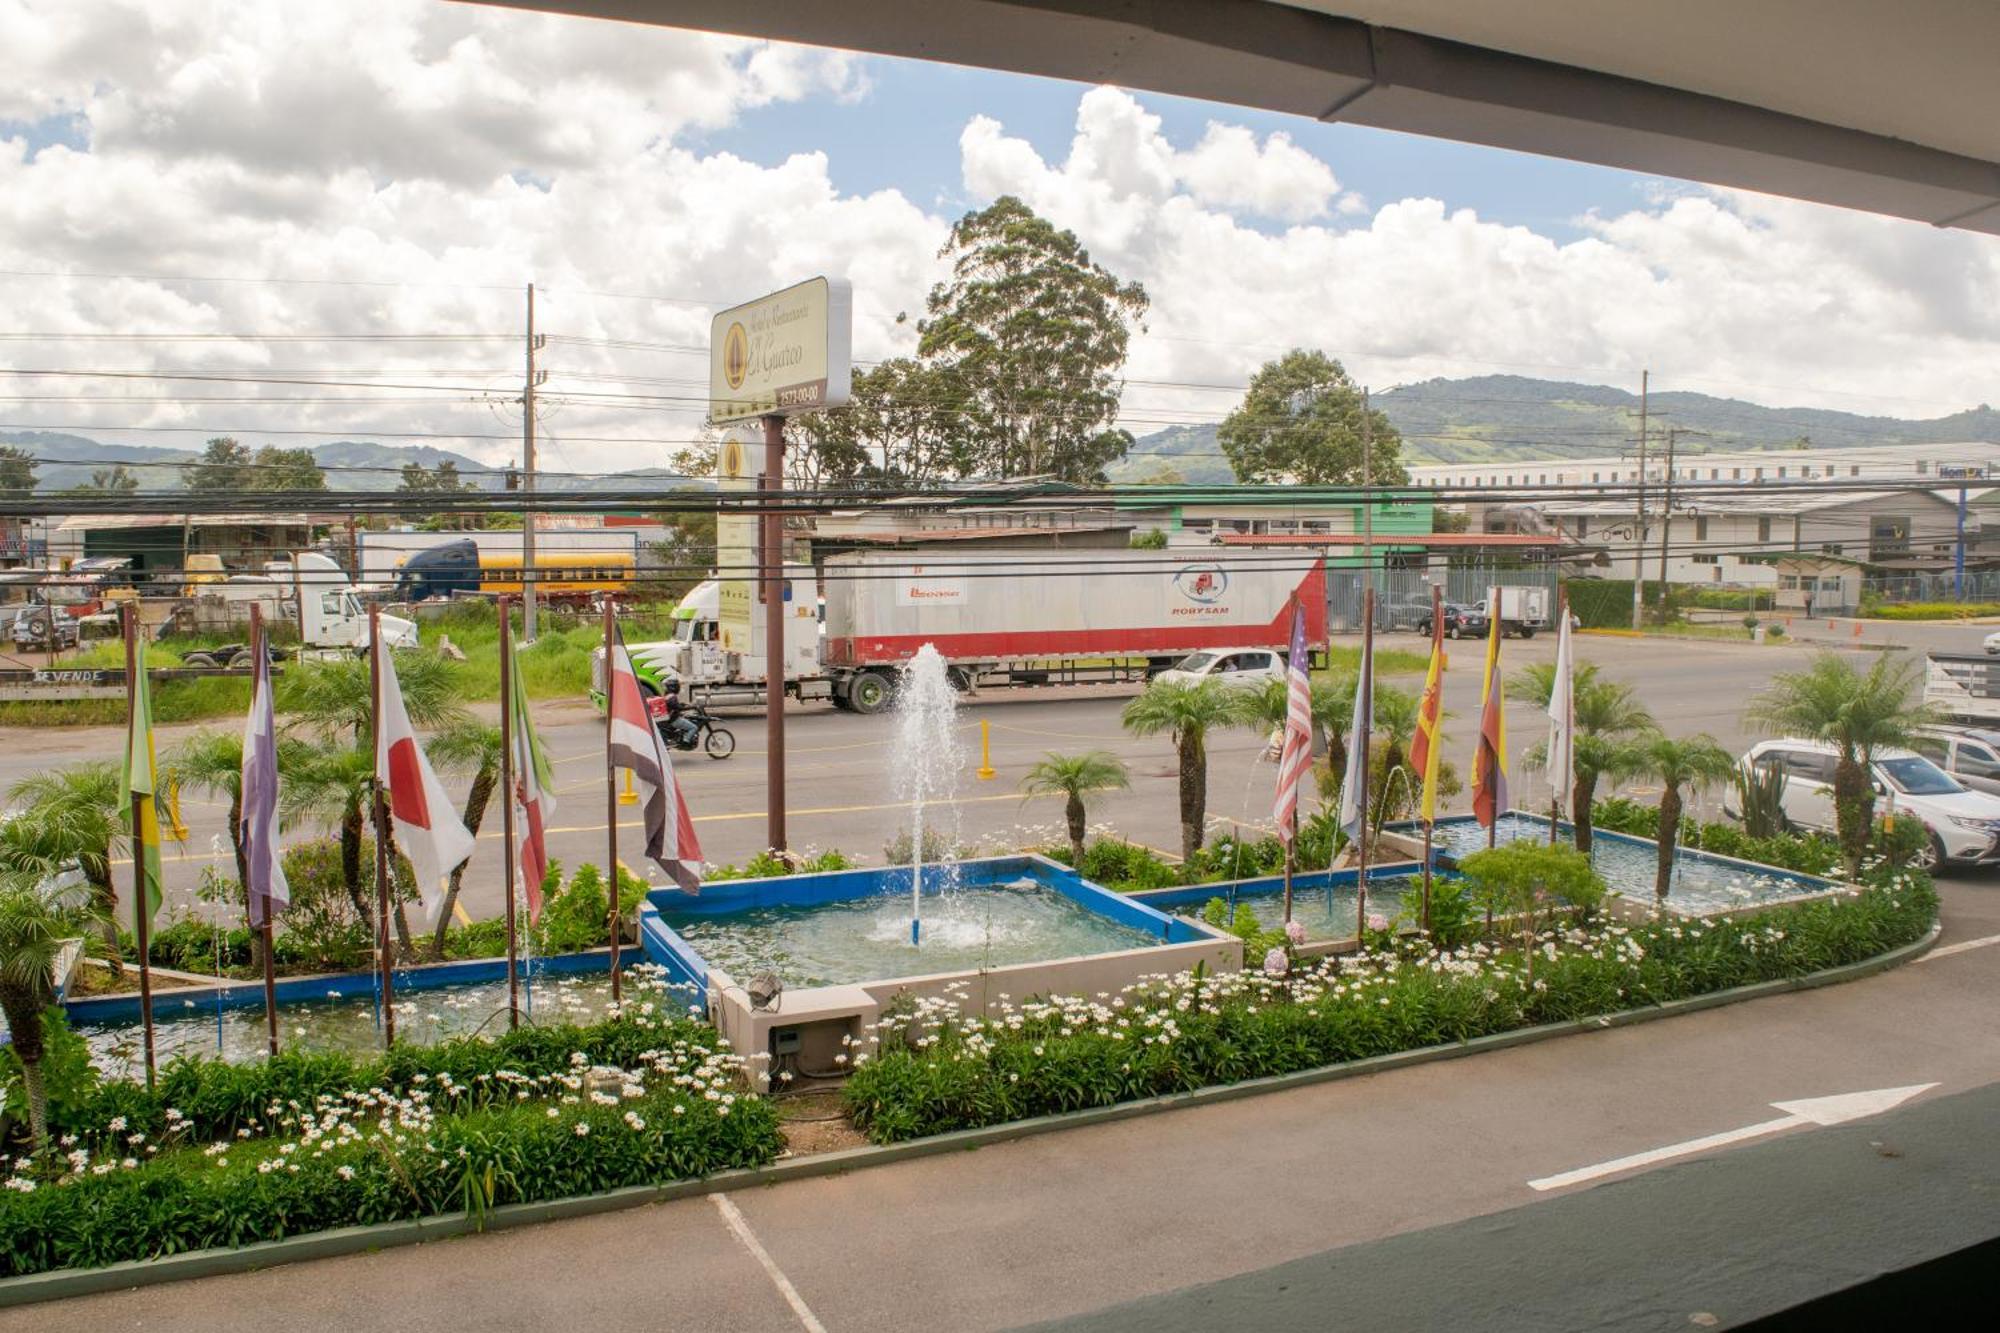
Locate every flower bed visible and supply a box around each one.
[0,979,781,1278]
[841,874,1937,1144]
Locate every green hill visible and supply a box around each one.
[1111,375,2000,481]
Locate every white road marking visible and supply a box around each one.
[712,1193,828,1333]
[1916,932,2000,962]
[1529,1083,1938,1191]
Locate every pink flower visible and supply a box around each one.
[1262,947,1289,977]
[1284,920,1307,946]
[1367,914,1389,932]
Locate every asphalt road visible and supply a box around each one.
[4,629,1936,925]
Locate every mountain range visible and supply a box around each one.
[0,432,702,496]
[9,374,1998,494]
[1110,375,2000,484]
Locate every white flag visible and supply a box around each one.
[1546,609,1576,811]
[1336,639,1374,841]
[374,647,475,924]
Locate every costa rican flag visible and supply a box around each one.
[1273,602,1313,845]
[374,646,476,924]
[606,620,704,892]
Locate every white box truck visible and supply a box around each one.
[602,551,1329,715]
[1481,585,1553,639]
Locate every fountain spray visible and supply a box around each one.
[892,645,966,947]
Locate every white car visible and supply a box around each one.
[1984,629,2000,655]
[1733,738,2000,868]
[1150,647,1289,690]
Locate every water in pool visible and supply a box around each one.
[658,882,1166,989]
[1184,877,1420,941]
[75,969,685,1081]
[1430,813,1829,913]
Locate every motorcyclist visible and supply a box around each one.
[662,680,697,748]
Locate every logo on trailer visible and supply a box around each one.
[1174,563,1230,605]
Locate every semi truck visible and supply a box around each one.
[601,552,1328,715]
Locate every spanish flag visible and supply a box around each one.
[1471,590,1509,828]
[1411,604,1447,822]
[122,630,165,925]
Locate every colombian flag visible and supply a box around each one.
[1411,603,1447,822]
[1471,592,1509,828]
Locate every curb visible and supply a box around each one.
[0,921,1941,1308]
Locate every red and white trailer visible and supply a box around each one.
[819,551,1326,713]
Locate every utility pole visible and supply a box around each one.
[1361,386,1374,619]
[1657,427,1679,625]
[521,283,545,641]
[1631,369,1648,630]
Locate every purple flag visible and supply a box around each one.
[240,640,288,927]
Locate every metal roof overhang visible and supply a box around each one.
[486,0,2000,235]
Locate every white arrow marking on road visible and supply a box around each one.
[1528,1084,1939,1192]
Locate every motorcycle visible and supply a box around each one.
[644,696,736,759]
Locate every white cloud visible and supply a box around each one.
[2,7,1996,480]
[0,0,929,469]
[959,87,2000,425]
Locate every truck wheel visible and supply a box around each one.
[946,667,972,693]
[848,671,891,715]
[183,652,220,668]
[1517,626,1535,640]
[226,648,256,668]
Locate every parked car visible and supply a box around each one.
[1728,738,2000,868]
[1150,647,1289,689]
[1983,629,2000,655]
[1911,725,2000,796]
[1416,602,1489,640]
[11,604,79,651]
[1380,595,1435,632]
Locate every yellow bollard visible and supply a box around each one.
[976,717,996,781]
[618,768,638,806]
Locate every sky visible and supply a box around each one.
[2,0,1998,477]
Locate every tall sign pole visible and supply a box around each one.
[1354,586,1374,945]
[762,416,788,854]
[1631,369,1649,630]
[710,277,852,859]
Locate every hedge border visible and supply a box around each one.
[0,920,1941,1309]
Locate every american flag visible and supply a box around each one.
[1273,602,1313,845]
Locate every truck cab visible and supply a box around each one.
[288,553,418,651]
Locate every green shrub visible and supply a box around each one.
[534,862,618,954]
[1591,797,1660,838]
[844,874,1937,1143]
[1865,601,2000,622]
[273,837,377,973]
[1198,898,1288,962]
[0,1007,781,1277]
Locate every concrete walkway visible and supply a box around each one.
[11,877,1998,1332]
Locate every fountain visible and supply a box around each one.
[892,644,966,946]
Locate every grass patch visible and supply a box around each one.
[1861,601,2000,622]
[1323,644,1430,676]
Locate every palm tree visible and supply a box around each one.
[1510,661,1655,852]
[1746,653,1933,877]
[1620,732,1738,905]
[1021,751,1131,867]
[0,867,107,1152]
[425,721,503,958]
[6,764,124,950]
[1122,679,1238,861]
[283,747,375,920]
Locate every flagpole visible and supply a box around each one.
[1551,587,1566,847]
[122,604,157,1088]
[1487,584,1500,853]
[370,604,396,1049]
[498,596,521,1030]
[1281,597,1296,924]
[248,604,279,1058]
[603,598,622,1005]
[1422,583,1441,934]
[1355,586,1373,949]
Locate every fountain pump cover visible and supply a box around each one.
[748,972,784,1011]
